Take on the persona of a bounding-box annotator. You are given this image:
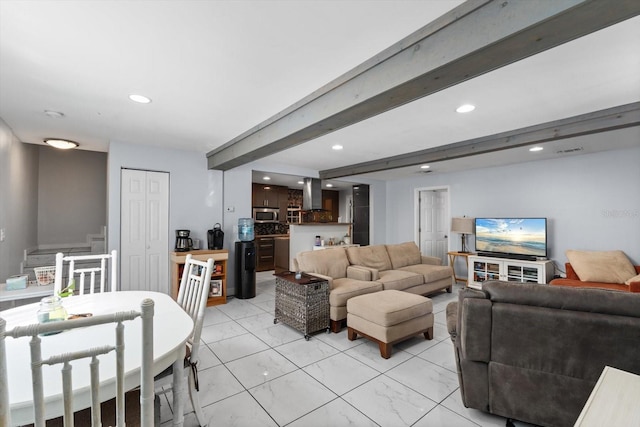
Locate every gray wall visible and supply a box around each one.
[37,147,107,245]
[385,144,640,272]
[0,118,39,281]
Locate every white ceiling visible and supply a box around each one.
[1,1,639,185]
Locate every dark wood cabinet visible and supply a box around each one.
[252,183,281,208]
[277,186,289,223]
[322,190,339,222]
[256,236,275,271]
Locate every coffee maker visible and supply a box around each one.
[175,229,193,251]
[207,223,224,250]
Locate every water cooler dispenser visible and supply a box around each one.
[235,218,256,299]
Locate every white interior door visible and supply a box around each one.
[418,188,449,264]
[120,169,169,292]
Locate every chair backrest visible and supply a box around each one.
[0,298,154,427]
[54,250,118,296]
[176,254,214,363]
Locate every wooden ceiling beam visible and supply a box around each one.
[319,102,640,179]
[207,0,640,171]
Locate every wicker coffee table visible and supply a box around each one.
[274,271,330,340]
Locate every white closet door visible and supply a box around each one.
[120,169,169,292]
[419,188,449,264]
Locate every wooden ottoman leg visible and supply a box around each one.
[347,327,357,341]
[424,326,434,340]
[379,341,392,359]
[331,319,343,333]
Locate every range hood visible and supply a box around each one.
[302,178,323,210]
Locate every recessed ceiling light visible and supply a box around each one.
[420,165,430,169]
[297,181,304,185]
[325,183,333,188]
[44,138,79,149]
[456,104,475,113]
[129,94,151,104]
[529,146,544,152]
[44,110,64,118]
[332,144,343,150]
[263,176,271,181]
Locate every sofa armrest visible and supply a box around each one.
[306,272,334,289]
[349,265,380,281]
[346,265,373,281]
[421,255,442,266]
[460,294,492,362]
[630,281,640,293]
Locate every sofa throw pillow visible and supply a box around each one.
[625,273,640,286]
[566,250,636,284]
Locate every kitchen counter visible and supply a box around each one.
[289,223,351,270]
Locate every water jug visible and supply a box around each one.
[238,218,254,241]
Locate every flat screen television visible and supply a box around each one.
[474,218,547,261]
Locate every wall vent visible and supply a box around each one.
[556,147,584,154]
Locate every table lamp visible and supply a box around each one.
[451,217,474,253]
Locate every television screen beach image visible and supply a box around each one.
[475,218,547,257]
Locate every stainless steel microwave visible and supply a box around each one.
[253,207,279,223]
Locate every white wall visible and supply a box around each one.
[385,145,640,272]
[107,141,223,283]
[0,118,39,281]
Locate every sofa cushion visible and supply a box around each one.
[566,250,636,284]
[329,278,383,307]
[296,248,350,279]
[386,242,422,269]
[377,270,424,291]
[346,245,392,272]
[398,264,453,283]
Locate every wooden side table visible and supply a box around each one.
[274,271,330,340]
[574,366,640,426]
[448,251,475,286]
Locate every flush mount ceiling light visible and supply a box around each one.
[262,176,271,181]
[420,165,430,169]
[44,110,64,118]
[297,180,304,185]
[529,146,544,152]
[325,183,333,188]
[44,138,79,149]
[128,94,151,104]
[456,104,476,113]
[332,144,343,150]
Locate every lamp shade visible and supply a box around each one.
[451,217,474,234]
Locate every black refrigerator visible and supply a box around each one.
[235,240,256,299]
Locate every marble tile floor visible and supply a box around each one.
[158,271,536,427]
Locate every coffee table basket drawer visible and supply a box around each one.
[275,276,329,337]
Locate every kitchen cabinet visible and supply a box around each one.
[170,249,228,306]
[274,237,290,274]
[322,190,339,222]
[278,186,289,223]
[252,183,281,208]
[256,236,275,271]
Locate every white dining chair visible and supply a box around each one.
[54,250,118,296]
[155,254,213,426]
[0,298,155,427]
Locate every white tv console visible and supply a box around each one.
[468,255,554,289]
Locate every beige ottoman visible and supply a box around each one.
[347,290,433,359]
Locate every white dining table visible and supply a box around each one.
[2,291,193,426]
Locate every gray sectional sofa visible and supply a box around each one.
[294,242,453,332]
[447,280,640,427]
